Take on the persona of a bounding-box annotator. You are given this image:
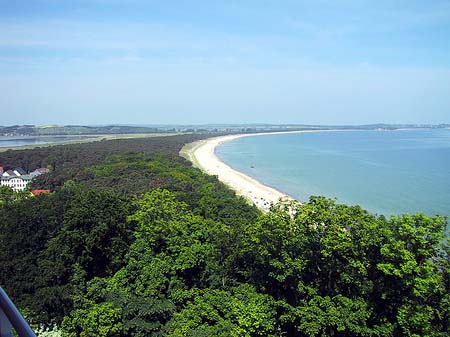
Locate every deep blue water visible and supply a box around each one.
[216,129,450,217]
[0,136,95,148]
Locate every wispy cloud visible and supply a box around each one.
[0,1,449,124]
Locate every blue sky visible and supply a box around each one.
[1,0,449,125]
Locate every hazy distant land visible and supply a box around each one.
[1,123,449,137]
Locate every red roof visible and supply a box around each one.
[31,189,51,195]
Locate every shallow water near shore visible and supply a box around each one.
[216,129,450,219]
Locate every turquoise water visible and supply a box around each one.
[216,129,450,217]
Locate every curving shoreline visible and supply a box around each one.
[181,129,360,210]
[181,134,287,210]
[181,131,331,210]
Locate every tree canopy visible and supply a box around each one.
[0,135,448,336]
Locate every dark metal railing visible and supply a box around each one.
[0,287,36,337]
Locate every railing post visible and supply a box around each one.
[0,308,14,337]
[0,287,36,337]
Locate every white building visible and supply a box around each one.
[1,175,33,191]
[0,166,48,192]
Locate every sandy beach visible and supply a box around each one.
[181,131,310,211]
[181,129,352,210]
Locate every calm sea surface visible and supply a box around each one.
[216,129,450,217]
[0,136,96,148]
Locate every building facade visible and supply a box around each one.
[1,175,33,191]
[0,166,48,192]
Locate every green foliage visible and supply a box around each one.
[165,285,277,337]
[233,197,449,336]
[0,185,14,204]
[0,184,135,322]
[61,190,275,337]
[39,187,134,282]
[0,135,448,336]
[0,190,68,312]
[61,190,449,336]
[0,185,30,205]
[0,134,208,190]
[294,295,373,336]
[61,301,123,337]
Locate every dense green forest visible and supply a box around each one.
[0,135,448,336]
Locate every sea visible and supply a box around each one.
[0,136,96,148]
[216,129,450,218]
